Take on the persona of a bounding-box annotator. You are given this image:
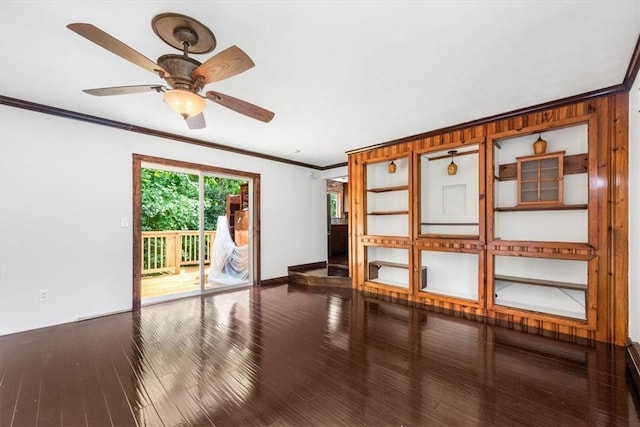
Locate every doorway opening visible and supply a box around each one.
[133,155,260,309]
[327,178,349,275]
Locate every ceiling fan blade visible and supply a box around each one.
[83,85,167,96]
[186,113,206,130]
[205,91,274,123]
[192,46,255,85]
[67,23,168,76]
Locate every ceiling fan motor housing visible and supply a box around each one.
[157,54,204,92]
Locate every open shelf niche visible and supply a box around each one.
[492,124,589,243]
[365,156,409,237]
[419,250,479,301]
[491,255,588,320]
[419,145,480,238]
[366,246,410,290]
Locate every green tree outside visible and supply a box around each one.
[141,168,244,231]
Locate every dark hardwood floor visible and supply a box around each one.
[1,284,638,426]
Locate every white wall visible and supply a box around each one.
[0,106,328,335]
[629,74,639,342]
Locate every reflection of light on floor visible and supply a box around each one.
[327,295,341,333]
[137,290,256,418]
[327,295,349,350]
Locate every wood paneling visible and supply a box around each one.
[348,94,629,345]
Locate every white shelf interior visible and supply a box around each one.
[493,256,588,320]
[420,250,478,300]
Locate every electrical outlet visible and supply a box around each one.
[38,289,49,302]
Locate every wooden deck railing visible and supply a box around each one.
[142,230,216,276]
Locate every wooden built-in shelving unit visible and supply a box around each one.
[347,93,629,345]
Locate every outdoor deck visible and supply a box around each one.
[141,266,202,299]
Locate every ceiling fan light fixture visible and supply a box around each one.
[163,88,206,118]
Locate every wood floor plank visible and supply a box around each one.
[9,342,42,427]
[0,284,638,426]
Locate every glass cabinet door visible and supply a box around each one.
[516,152,563,205]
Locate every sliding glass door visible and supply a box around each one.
[203,173,252,292]
[139,162,252,305]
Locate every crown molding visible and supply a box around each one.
[0,95,324,170]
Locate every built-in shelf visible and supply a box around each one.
[368,260,426,288]
[367,185,409,193]
[494,204,587,212]
[418,234,480,240]
[369,260,408,269]
[494,274,586,291]
[494,275,587,320]
[421,222,479,226]
[367,210,409,216]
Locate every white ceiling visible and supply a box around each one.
[1,1,638,168]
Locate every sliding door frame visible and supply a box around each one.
[132,154,261,310]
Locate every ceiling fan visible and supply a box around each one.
[67,13,274,129]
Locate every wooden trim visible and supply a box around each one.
[488,305,591,329]
[366,185,408,193]
[425,149,479,161]
[369,260,409,269]
[627,340,640,395]
[259,276,288,286]
[486,241,596,259]
[610,93,629,345]
[132,154,262,305]
[415,238,482,251]
[0,95,324,170]
[367,210,409,216]
[287,261,326,272]
[420,222,479,226]
[362,280,411,294]
[253,175,262,285]
[494,204,587,212]
[132,158,141,310]
[623,34,640,90]
[318,161,348,170]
